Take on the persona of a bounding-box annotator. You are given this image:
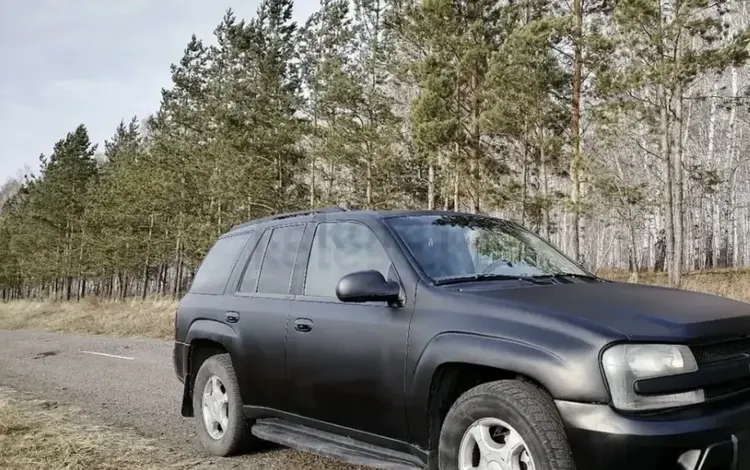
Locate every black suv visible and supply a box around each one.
[174,208,750,470]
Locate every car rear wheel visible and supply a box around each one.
[192,353,259,456]
[438,379,575,470]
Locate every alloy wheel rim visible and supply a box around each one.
[458,417,535,470]
[201,375,229,440]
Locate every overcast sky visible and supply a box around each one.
[0,0,317,184]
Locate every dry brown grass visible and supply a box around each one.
[0,388,207,470]
[0,297,178,339]
[2,269,750,340]
[598,269,750,304]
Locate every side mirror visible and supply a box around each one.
[336,270,401,304]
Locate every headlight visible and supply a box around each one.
[601,344,705,411]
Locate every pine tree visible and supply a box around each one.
[104,116,142,165]
[348,0,401,209]
[299,0,359,207]
[245,0,305,208]
[550,0,614,261]
[483,1,569,236]
[403,0,510,213]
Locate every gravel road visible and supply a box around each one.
[0,329,365,470]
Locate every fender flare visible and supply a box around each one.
[407,332,603,447]
[410,332,572,401]
[180,320,241,417]
[185,319,240,352]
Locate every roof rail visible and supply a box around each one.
[231,206,348,231]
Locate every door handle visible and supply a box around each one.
[225,311,240,324]
[294,318,313,333]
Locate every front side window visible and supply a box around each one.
[385,214,585,283]
[304,222,392,297]
[257,225,305,294]
[190,233,251,295]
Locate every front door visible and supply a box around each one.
[286,220,412,441]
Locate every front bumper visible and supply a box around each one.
[556,399,750,470]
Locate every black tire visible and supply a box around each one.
[192,353,260,456]
[438,379,575,470]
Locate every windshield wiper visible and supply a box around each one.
[434,272,602,286]
[526,273,601,282]
[434,274,541,286]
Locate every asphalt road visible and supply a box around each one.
[0,329,364,470]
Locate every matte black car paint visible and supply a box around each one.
[174,209,750,470]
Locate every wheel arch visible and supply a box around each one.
[180,320,240,417]
[408,332,600,450]
[436,378,575,470]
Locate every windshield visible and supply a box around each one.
[385,214,587,283]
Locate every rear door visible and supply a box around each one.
[224,223,305,411]
[176,230,253,344]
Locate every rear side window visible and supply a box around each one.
[257,225,305,295]
[190,233,251,295]
[238,229,272,293]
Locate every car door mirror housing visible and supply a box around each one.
[336,270,401,304]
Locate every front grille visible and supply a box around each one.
[689,337,750,402]
[704,376,750,400]
[691,337,750,366]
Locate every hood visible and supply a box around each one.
[454,280,750,342]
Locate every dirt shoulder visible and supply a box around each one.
[0,387,210,470]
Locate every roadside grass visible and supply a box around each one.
[0,388,205,470]
[0,297,177,339]
[597,269,750,303]
[1,269,750,339]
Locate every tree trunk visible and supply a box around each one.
[728,65,739,267]
[327,157,335,203]
[661,85,677,286]
[366,157,373,209]
[160,262,169,296]
[142,213,155,300]
[310,104,317,208]
[672,81,684,285]
[629,223,640,282]
[427,162,435,210]
[569,0,583,262]
[471,70,481,215]
[176,255,185,297]
[540,128,550,239]
[66,276,73,301]
[521,137,528,227]
[172,212,183,300]
[116,271,123,299]
[707,79,720,268]
[453,167,460,211]
[122,273,129,300]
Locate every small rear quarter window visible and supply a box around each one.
[189,233,251,295]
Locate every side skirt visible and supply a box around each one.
[244,407,428,469]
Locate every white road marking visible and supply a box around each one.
[81,350,134,361]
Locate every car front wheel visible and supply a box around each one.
[192,353,258,456]
[438,379,575,470]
